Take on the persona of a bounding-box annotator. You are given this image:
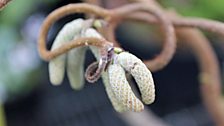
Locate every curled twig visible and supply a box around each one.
[111,3,176,72]
[176,28,224,126]
[85,43,113,83]
[85,62,103,83]
[123,0,224,125]
[38,1,224,124]
[38,3,177,72]
[38,3,113,61]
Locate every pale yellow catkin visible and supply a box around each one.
[102,72,127,112]
[108,64,144,112]
[82,28,101,58]
[116,52,155,104]
[49,19,84,85]
[83,28,126,112]
[67,35,87,90]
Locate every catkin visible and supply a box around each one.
[102,72,127,112]
[108,64,144,112]
[116,52,155,104]
[83,28,127,112]
[49,19,84,85]
[67,36,87,90]
[82,28,102,59]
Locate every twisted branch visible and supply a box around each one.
[111,3,176,72]
[38,1,224,125]
[38,3,177,72]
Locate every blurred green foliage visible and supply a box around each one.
[0,0,53,101]
[159,0,224,20]
[0,0,54,27]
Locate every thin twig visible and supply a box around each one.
[124,0,224,125]
[38,3,112,61]
[38,37,110,61]
[176,28,224,126]
[125,12,224,36]
[85,62,103,83]
[111,3,176,72]
[126,9,224,126]
[38,3,177,72]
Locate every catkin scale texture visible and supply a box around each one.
[49,19,84,85]
[102,72,127,112]
[116,52,155,104]
[131,63,155,104]
[108,64,144,112]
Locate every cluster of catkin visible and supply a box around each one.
[49,19,155,112]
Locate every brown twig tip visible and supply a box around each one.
[85,62,103,83]
[0,0,11,9]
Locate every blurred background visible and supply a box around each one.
[0,0,224,126]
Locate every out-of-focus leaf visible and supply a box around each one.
[160,0,224,20]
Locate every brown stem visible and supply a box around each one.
[176,28,224,126]
[125,0,224,125]
[173,17,224,36]
[38,37,110,61]
[125,12,224,36]
[129,9,224,126]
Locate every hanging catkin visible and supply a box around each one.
[108,63,144,112]
[116,52,155,104]
[49,19,84,85]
